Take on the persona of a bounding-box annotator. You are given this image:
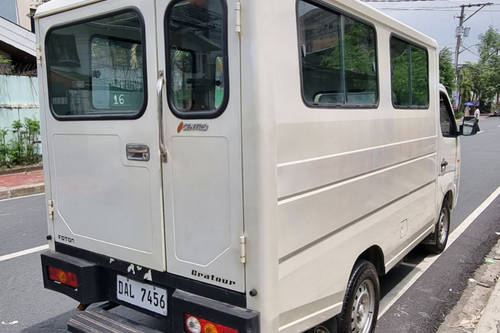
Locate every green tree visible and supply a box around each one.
[0,54,13,74]
[0,128,8,166]
[8,120,24,165]
[439,48,456,96]
[458,26,500,114]
[478,27,500,108]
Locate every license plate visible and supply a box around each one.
[116,275,167,316]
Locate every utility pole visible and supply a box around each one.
[454,2,493,73]
[454,2,493,109]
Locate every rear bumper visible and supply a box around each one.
[41,251,106,305]
[41,247,259,332]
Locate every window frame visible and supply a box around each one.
[439,91,458,138]
[45,7,149,121]
[296,0,380,110]
[164,0,230,120]
[390,34,430,110]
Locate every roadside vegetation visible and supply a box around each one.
[456,26,499,117]
[0,118,41,169]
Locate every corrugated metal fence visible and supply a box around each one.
[0,75,40,141]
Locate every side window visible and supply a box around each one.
[390,37,429,108]
[440,93,457,137]
[297,0,378,108]
[46,11,146,119]
[166,0,228,118]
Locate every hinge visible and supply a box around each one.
[235,2,241,34]
[48,199,54,220]
[239,235,246,264]
[36,45,42,64]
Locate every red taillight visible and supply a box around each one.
[48,266,78,288]
[185,314,238,333]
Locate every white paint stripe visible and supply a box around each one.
[0,192,45,202]
[379,186,500,318]
[0,245,49,263]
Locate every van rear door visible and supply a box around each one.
[40,2,165,270]
[156,0,245,292]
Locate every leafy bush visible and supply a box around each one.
[0,118,41,168]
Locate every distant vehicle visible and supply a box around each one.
[493,109,500,117]
[36,0,476,332]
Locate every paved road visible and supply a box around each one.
[0,117,499,332]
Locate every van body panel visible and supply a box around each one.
[51,134,154,252]
[39,0,166,270]
[170,136,232,265]
[272,1,440,330]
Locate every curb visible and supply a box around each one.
[0,183,45,200]
[0,164,43,176]
[474,266,500,333]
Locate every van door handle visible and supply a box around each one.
[126,144,150,161]
[157,71,168,163]
[441,160,448,169]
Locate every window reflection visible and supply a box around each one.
[167,0,227,115]
[390,37,429,108]
[46,11,145,117]
[298,0,378,107]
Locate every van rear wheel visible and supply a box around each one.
[338,260,379,333]
[425,204,450,254]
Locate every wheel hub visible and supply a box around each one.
[438,209,448,244]
[352,281,375,333]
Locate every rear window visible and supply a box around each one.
[297,0,378,108]
[390,37,429,108]
[46,10,146,119]
[166,0,228,119]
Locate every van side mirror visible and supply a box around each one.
[460,122,476,136]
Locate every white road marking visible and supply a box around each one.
[0,245,49,263]
[379,186,500,318]
[0,192,45,203]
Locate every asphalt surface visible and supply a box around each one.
[0,117,499,332]
[0,194,47,256]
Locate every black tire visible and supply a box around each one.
[424,204,450,254]
[338,260,380,333]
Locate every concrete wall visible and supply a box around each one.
[17,0,33,31]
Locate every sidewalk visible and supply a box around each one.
[476,274,500,333]
[475,239,500,333]
[0,169,45,199]
[438,239,500,332]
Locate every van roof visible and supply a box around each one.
[35,0,103,19]
[333,0,437,49]
[35,0,437,49]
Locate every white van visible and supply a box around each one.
[36,0,475,332]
